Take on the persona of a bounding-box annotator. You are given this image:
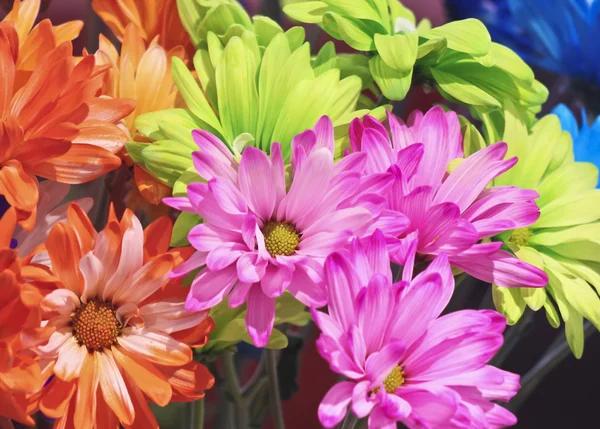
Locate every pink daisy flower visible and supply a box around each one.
[349,106,548,288]
[315,231,520,429]
[165,117,408,347]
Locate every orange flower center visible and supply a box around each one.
[72,300,120,351]
[262,221,300,257]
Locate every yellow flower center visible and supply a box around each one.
[508,227,533,247]
[72,300,120,351]
[372,365,406,395]
[263,221,300,257]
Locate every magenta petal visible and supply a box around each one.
[270,142,286,204]
[400,387,459,428]
[450,249,548,287]
[485,403,518,427]
[241,214,257,250]
[238,146,276,220]
[357,274,397,354]
[380,393,411,420]
[287,265,328,308]
[362,230,392,282]
[367,405,397,429]
[188,223,240,252]
[442,365,520,402]
[313,116,335,153]
[191,150,237,184]
[163,197,193,212]
[318,382,355,429]
[387,110,412,151]
[245,285,275,347]
[347,325,367,369]
[185,266,238,311]
[365,340,406,387]
[236,252,267,283]
[420,253,454,316]
[361,128,396,174]
[349,117,365,152]
[206,243,246,270]
[228,282,253,308]
[351,380,376,418]
[192,129,234,161]
[169,251,207,279]
[395,143,424,179]
[420,202,460,245]
[261,262,293,297]
[208,177,248,215]
[324,252,360,330]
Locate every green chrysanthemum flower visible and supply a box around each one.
[284,0,547,123]
[128,2,386,197]
[485,106,600,358]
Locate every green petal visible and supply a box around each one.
[172,57,224,137]
[252,15,284,48]
[430,67,501,108]
[323,13,378,51]
[529,223,600,247]
[515,246,547,311]
[422,19,490,57]
[489,43,534,84]
[283,1,329,24]
[125,141,146,165]
[140,141,194,186]
[492,284,526,325]
[197,2,252,43]
[171,211,202,246]
[285,26,306,51]
[459,115,487,157]
[193,49,219,109]
[369,54,412,101]
[176,0,203,47]
[536,189,600,228]
[374,31,418,73]
[416,36,447,61]
[387,0,415,25]
[173,167,203,197]
[537,162,598,208]
[313,41,337,76]
[544,298,561,328]
[216,36,259,144]
[135,108,200,141]
[565,308,585,358]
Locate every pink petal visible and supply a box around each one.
[318,382,354,428]
[241,214,257,250]
[237,252,267,283]
[311,308,344,340]
[188,223,241,252]
[238,146,276,220]
[261,262,293,297]
[351,380,376,418]
[163,197,193,212]
[54,337,87,381]
[361,128,395,174]
[140,301,208,333]
[450,249,548,287]
[298,230,352,257]
[395,143,424,180]
[192,129,234,162]
[419,253,454,316]
[206,243,246,271]
[208,177,248,215]
[380,393,411,420]
[388,110,413,151]
[187,183,243,229]
[229,282,253,308]
[79,252,104,302]
[368,406,397,429]
[185,266,238,311]
[287,260,327,307]
[347,325,367,370]
[442,365,519,402]
[169,251,207,279]
[349,117,365,152]
[434,142,516,211]
[302,207,373,239]
[324,252,360,330]
[365,341,406,387]
[419,202,460,245]
[313,116,334,153]
[192,150,238,184]
[422,219,479,254]
[41,288,80,314]
[400,386,459,428]
[485,403,518,427]
[245,285,275,347]
[270,142,286,205]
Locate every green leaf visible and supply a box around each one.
[171,211,202,246]
[374,31,418,73]
[283,1,329,24]
[369,54,412,101]
[171,57,224,136]
[265,329,289,349]
[422,19,491,57]
[216,36,259,143]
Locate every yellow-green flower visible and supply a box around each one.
[486,106,600,358]
[284,0,547,123]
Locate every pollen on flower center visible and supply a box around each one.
[71,300,121,351]
[508,227,533,247]
[262,221,300,257]
[372,365,406,395]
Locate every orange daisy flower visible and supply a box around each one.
[92,0,193,55]
[0,207,53,426]
[94,23,182,205]
[31,205,214,428]
[0,21,135,230]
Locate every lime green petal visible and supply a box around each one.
[125,141,146,165]
[216,36,259,144]
[387,0,415,25]
[252,15,284,47]
[489,43,534,84]
[171,212,202,246]
[544,298,561,328]
[173,167,203,197]
[313,41,337,75]
[172,57,224,137]
[565,308,585,358]
[430,67,500,108]
[416,37,447,61]
[459,116,487,157]
[546,130,574,174]
[515,246,547,310]
[422,19,490,57]
[554,256,600,296]
[198,3,252,44]
[529,223,600,247]
[283,1,329,24]
[285,26,306,51]
[548,240,600,263]
[265,329,289,349]
[176,0,203,47]
[536,162,599,208]
[374,31,418,73]
[536,190,600,228]
[193,49,219,108]
[140,141,194,186]
[135,108,200,141]
[323,13,378,51]
[369,54,412,101]
[492,284,526,325]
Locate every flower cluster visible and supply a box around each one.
[0,0,598,428]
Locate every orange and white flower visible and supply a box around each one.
[32,206,214,428]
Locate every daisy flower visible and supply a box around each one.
[315,231,519,429]
[32,206,214,428]
[165,117,407,347]
[0,21,135,230]
[349,106,548,288]
[492,110,600,356]
[0,207,53,426]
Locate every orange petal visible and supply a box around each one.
[66,203,96,254]
[134,166,171,205]
[143,216,172,258]
[73,119,129,154]
[0,159,39,230]
[0,24,16,118]
[12,138,71,168]
[171,317,215,348]
[28,144,121,184]
[123,380,159,429]
[159,360,215,402]
[3,0,40,42]
[111,346,172,406]
[53,21,84,45]
[39,377,76,418]
[97,351,135,426]
[95,385,120,429]
[73,353,99,429]
[0,115,24,164]
[46,222,84,294]
[0,207,17,248]
[0,390,34,426]
[16,19,57,72]
[86,97,136,123]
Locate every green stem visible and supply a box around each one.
[509,321,596,412]
[266,349,286,429]
[195,398,205,429]
[340,412,358,429]
[222,351,250,429]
